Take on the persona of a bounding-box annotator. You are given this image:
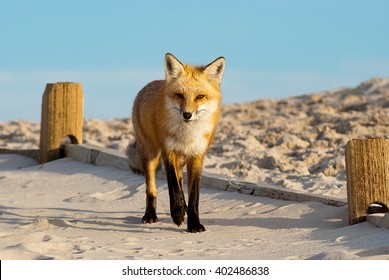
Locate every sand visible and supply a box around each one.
[3,77,389,199]
[1,154,389,260]
[1,77,389,259]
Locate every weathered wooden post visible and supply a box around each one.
[39,82,84,164]
[345,139,389,225]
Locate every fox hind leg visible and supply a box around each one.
[141,148,161,224]
[142,192,158,223]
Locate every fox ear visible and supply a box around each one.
[204,57,225,84]
[165,53,184,81]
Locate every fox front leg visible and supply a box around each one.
[186,158,206,233]
[164,158,187,227]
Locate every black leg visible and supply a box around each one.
[142,194,158,223]
[177,172,188,214]
[164,159,186,226]
[187,174,205,233]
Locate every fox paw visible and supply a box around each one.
[142,208,158,224]
[187,222,206,233]
[171,206,186,226]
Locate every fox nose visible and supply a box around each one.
[183,112,192,120]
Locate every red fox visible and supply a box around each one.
[126,53,225,232]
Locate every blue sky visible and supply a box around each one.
[1,0,389,121]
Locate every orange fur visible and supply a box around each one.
[127,53,225,232]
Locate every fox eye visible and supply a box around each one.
[175,93,184,99]
[196,94,205,100]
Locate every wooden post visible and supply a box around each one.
[345,139,389,225]
[39,82,84,164]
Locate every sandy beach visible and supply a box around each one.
[1,77,389,259]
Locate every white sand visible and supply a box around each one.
[1,77,389,259]
[1,154,389,260]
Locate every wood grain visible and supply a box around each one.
[39,82,83,163]
[346,139,389,225]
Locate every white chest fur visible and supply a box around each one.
[164,104,217,157]
[165,118,214,156]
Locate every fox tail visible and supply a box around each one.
[126,140,144,175]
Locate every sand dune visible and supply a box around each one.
[2,77,389,199]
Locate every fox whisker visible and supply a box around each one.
[170,107,180,112]
[198,109,211,115]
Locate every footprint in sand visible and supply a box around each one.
[42,234,52,242]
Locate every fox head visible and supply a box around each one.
[163,53,225,123]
